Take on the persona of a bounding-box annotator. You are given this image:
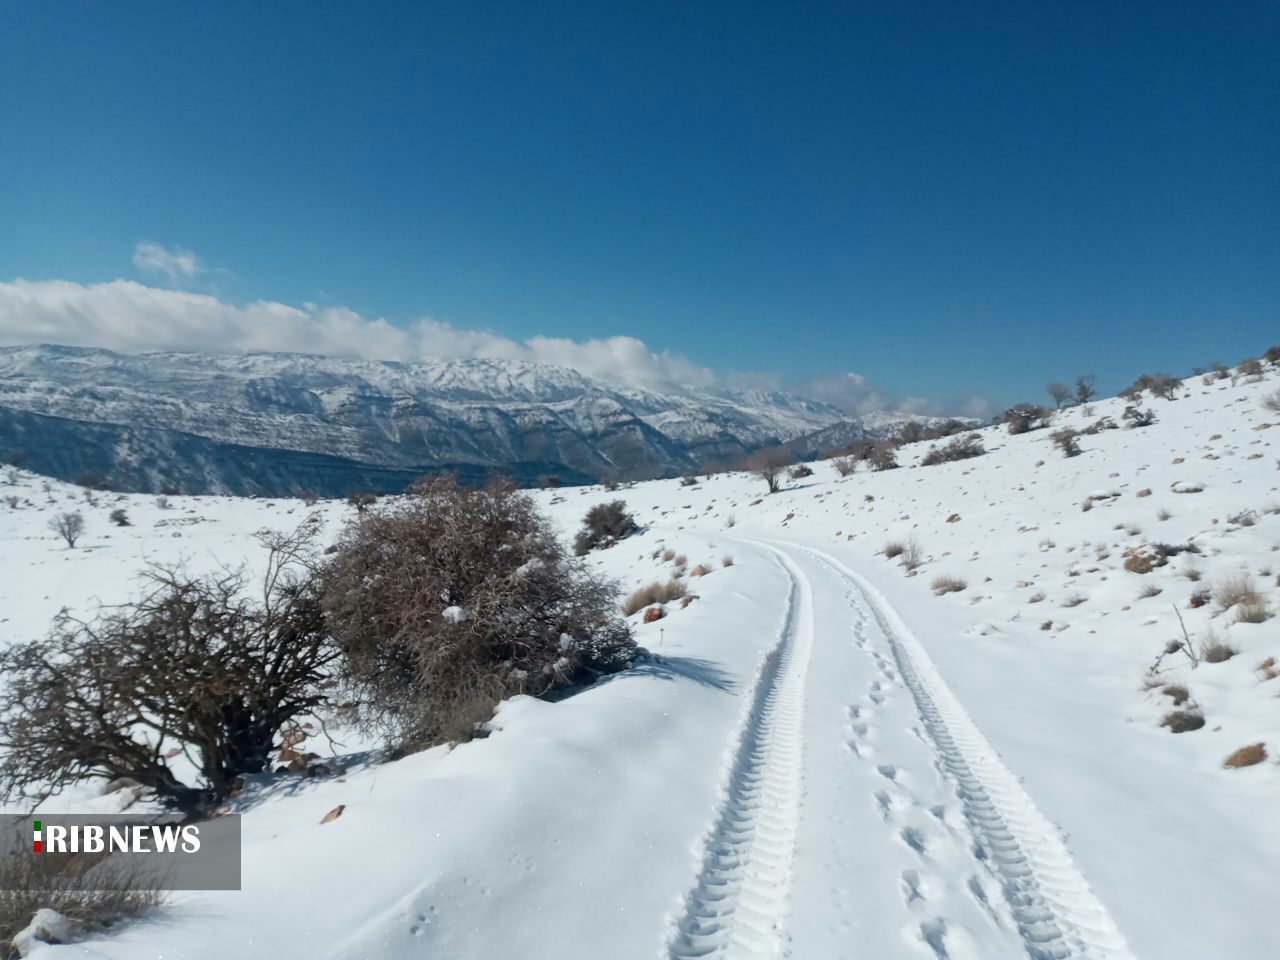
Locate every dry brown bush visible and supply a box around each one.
[931,575,966,595]
[322,476,634,751]
[1223,743,1266,768]
[1160,684,1190,706]
[721,554,734,567]
[622,578,688,616]
[884,540,905,559]
[1211,572,1260,612]
[831,456,855,477]
[1160,709,1205,733]
[1201,636,1238,663]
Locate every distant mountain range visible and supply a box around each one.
[0,344,953,496]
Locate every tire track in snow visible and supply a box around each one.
[664,547,813,960]
[800,546,1136,960]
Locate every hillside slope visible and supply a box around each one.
[0,361,1275,959]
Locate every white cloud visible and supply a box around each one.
[0,278,713,392]
[0,273,984,413]
[798,371,994,422]
[131,242,205,287]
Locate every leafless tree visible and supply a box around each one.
[49,512,84,548]
[1073,374,1097,405]
[0,522,336,813]
[744,447,790,493]
[1046,381,1072,408]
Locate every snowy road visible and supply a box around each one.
[666,540,1136,960]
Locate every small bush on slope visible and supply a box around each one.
[0,523,334,814]
[322,476,634,751]
[574,500,638,555]
[1000,404,1053,435]
[931,575,966,595]
[622,578,688,616]
[1050,427,1082,458]
[919,434,984,466]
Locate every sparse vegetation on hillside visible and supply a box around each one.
[919,433,984,466]
[574,500,638,555]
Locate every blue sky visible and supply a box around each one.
[1,1,1276,412]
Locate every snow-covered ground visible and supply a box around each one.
[0,367,1276,959]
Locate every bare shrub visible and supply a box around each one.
[1235,599,1269,624]
[1237,357,1264,381]
[788,464,814,480]
[0,844,165,955]
[574,500,638,555]
[1160,684,1190,706]
[1223,743,1266,768]
[1212,572,1260,612]
[109,508,130,527]
[1001,404,1053,435]
[744,447,791,493]
[622,578,688,616]
[322,477,634,751]
[919,434,984,466]
[931,575,966,595]
[1136,583,1163,599]
[661,548,676,562]
[1129,372,1181,400]
[1028,591,1046,603]
[721,554,734,567]
[1265,345,1280,364]
[1157,508,1172,521]
[155,495,171,510]
[1050,428,1082,458]
[345,490,378,513]
[1061,593,1088,607]
[1262,390,1280,415]
[1122,405,1157,428]
[831,455,855,477]
[883,540,906,559]
[0,524,334,813]
[900,537,923,571]
[1160,709,1205,734]
[868,441,899,471]
[1074,374,1097,405]
[1201,636,1238,663]
[680,473,699,487]
[1046,381,1072,408]
[48,512,84,548]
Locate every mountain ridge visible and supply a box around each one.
[0,343,942,495]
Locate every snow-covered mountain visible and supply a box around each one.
[0,358,1275,959]
[0,344,861,495]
